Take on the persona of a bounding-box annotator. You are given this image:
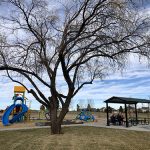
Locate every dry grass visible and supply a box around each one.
[0,126,150,150]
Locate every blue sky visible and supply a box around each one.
[1,1,150,110]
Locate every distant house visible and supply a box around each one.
[79,108,97,112]
[103,106,116,113]
[0,109,4,113]
[141,107,149,113]
[91,108,97,112]
[99,107,106,112]
[127,105,135,110]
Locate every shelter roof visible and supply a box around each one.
[104,96,150,104]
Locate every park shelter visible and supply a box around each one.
[104,96,150,127]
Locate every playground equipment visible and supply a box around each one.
[76,109,95,121]
[25,100,31,121]
[39,105,50,120]
[38,105,45,119]
[45,111,50,120]
[2,86,29,126]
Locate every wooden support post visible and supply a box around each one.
[125,103,128,127]
[106,103,109,126]
[135,103,138,124]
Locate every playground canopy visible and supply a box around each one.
[104,96,150,127]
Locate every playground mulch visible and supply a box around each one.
[35,120,84,126]
[0,126,150,150]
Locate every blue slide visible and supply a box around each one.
[2,104,28,126]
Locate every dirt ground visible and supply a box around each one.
[1,111,150,132]
[0,111,106,129]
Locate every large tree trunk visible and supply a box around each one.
[50,105,70,134]
[50,107,61,134]
[50,107,69,134]
[49,83,72,134]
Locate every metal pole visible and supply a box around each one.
[135,103,138,125]
[106,103,109,126]
[125,103,128,127]
[23,92,25,104]
[148,103,150,122]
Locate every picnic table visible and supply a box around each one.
[129,117,150,126]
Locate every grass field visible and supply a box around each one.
[0,126,150,150]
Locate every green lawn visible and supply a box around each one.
[0,127,150,150]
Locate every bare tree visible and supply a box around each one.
[87,104,92,111]
[77,104,80,111]
[87,99,94,111]
[0,0,150,134]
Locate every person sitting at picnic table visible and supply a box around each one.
[117,112,124,125]
[110,112,116,125]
